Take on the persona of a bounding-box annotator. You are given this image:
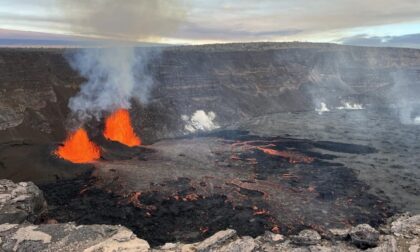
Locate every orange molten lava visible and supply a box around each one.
[257,147,314,164]
[103,109,141,147]
[55,128,100,163]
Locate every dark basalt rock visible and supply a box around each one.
[38,171,272,247]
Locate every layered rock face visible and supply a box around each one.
[1,43,420,182]
[154,43,420,115]
[1,43,420,143]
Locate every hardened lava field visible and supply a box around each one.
[39,130,395,246]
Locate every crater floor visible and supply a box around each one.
[237,109,420,213]
[38,108,418,246]
[1,108,418,246]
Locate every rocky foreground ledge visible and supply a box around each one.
[0,179,418,251]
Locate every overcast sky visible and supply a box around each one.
[0,0,419,47]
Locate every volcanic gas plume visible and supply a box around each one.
[55,128,100,163]
[103,108,142,147]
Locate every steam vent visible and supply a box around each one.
[2,24,420,252]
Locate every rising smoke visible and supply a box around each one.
[58,0,186,125]
[303,47,419,124]
[67,47,154,122]
[389,70,420,125]
[181,110,220,133]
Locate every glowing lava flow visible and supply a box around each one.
[230,141,314,164]
[256,146,314,164]
[55,128,100,163]
[103,109,141,147]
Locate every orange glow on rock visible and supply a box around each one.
[256,146,314,164]
[103,109,141,147]
[55,128,100,163]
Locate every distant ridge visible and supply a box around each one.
[0,29,169,48]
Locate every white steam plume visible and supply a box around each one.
[182,110,220,133]
[315,102,330,115]
[67,47,153,122]
[337,102,364,110]
[58,0,186,125]
[389,71,420,125]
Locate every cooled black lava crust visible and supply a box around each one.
[39,172,272,246]
[38,131,396,246]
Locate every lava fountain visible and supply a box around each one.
[55,128,101,163]
[103,108,142,147]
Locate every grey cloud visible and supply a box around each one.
[55,0,187,41]
[0,29,112,46]
[185,0,420,41]
[1,0,420,43]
